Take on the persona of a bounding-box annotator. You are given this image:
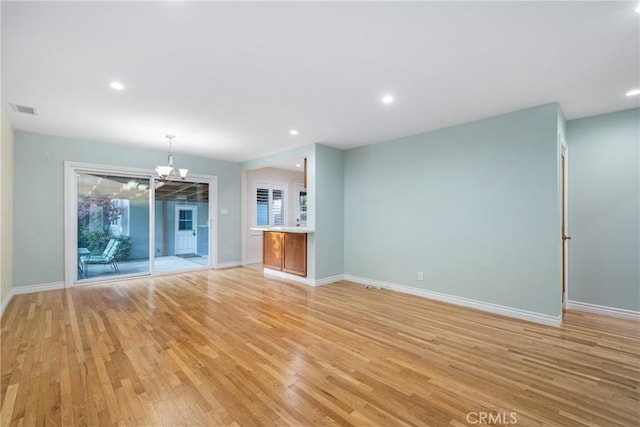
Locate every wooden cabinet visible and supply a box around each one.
[262,231,307,277]
[303,157,307,189]
[262,231,283,271]
[283,233,307,276]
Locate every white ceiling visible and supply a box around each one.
[2,1,639,162]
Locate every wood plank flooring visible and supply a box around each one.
[1,267,639,426]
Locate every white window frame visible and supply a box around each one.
[252,181,287,228]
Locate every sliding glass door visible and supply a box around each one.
[67,162,217,285]
[76,173,150,281]
[154,180,210,273]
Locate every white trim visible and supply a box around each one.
[263,268,343,287]
[63,162,76,287]
[242,258,262,266]
[559,135,570,313]
[209,177,218,268]
[149,176,156,275]
[0,288,15,319]
[264,268,315,286]
[216,261,242,269]
[314,274,344,287]
[12,281,65,295]
[252,180,288,227]
[343,275,562,327]
[567,300,640,322]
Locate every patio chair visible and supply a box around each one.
[83,239,121,276]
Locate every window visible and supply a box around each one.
[294,184,307,226]
[256,188,269,226]
[254,182,287,226]
[272,188,284,225]
[178,209,193,230]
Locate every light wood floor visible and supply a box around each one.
[1,267,639,426]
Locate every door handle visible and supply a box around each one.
[563,236,572,240]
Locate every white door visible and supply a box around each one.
[175,206,197,255]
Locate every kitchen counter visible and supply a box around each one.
[253,228,310,277]
[250,226,314,234]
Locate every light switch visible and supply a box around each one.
[220,208,229,214]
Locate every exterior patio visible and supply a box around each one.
[79,255,208,280]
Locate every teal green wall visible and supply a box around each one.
[13,105,636,319]
[13,131,241,287]
[315,144,344,279]
[344,104,562,317]
[567,108,640,311]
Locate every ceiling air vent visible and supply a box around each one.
[9,103,37,115]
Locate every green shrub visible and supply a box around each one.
[78,228,132,261]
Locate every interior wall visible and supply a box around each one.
[244,167,304,264]
[344,103,562,318]
[567,108,640,311]
[1,109,14,308]
[315,144,344,279]
[12,131,241,287]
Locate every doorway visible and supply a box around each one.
[154,180,211,273]
[175,206,197,255]
[64,162,217,285]
[75,172,151,281]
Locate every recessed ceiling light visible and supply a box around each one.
[381,95,394,104]
[289,129,298,136]
[295,163,301,168]
[110,81,125,91]
[626,88,640,97]
[636,3,640,13]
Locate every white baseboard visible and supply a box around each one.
[0,288,15,319]
[567,300,640,322]
[13,281,65,295]
[242,259,262,266]
[263,269,344,287]
[343,275,562,327]
[314,274,345,287]
[264,268,315,286]
[216,261,242,269]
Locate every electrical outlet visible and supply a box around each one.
[417,271,424,281]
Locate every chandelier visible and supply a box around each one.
[156,135,188,180]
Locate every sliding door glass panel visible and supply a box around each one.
[77,173,150,281]
[154,180,209,273]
